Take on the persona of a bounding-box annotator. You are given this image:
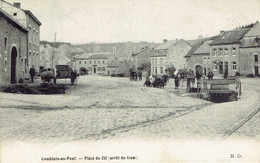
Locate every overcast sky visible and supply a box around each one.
[7,0,260,44]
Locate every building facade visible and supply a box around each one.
[209,29,250,77]
[0,0,41,84]
[150,54,167,75]
[185,40,213,76]
[0,9,28,84]
[239,23,260,76]
[132,46,153,71]
[75,52,112,75]
[107,58,132,76]
[151,39,192,74]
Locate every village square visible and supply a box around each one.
[0,0,260,162]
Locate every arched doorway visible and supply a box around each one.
[195,65,203,76]
[80,67,88,75]
[11,47,17,84]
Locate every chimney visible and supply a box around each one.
[13,2,21,8]
[163,39,167,43]
[220,30,224,34]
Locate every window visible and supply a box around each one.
[25,59,27,73]
[79,61,81,64]
[103,61,105,64]
[224,48,228,56]
[4,37,7,49]
[160,58,163,64]
[218,48,223,56]
[98,67,100,71]
[103,67,105,71]
[213,62,217,70]
[85,61,87,64]
[152,58,154,64]
[232,48,236,56]
[94,61,96,64]
[155,67,157,74]
[155,58,157,64]
[212,49,217,56]
[232,62,237,71]
[90,61,92,64]
[89,67,92,71]
[219,61,223,74]
[254,54,259,62]
[98,61,100,64]
[152,67,154,74]
[160,67,163,74]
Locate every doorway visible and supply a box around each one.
[195,65,203,76]
[255,66,259,76]
[11,47,17,84]
[224,62,228,77]
[94,67,96,73]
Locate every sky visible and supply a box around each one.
[7,0,260,44]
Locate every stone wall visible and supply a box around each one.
[0,14,28,84]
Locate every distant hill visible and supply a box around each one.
[40,41,160,68]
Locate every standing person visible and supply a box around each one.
[196,71,202,89]
[224,70,228,79]
[29,65,36,83]
[186,69,192,92]
[70,69,77,85]
[174,74,180,89]
[138,71,142,81]
[207,71,214,80]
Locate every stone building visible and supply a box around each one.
[185,40,213,76]
[75,52,112,75]
[150,53,167,75]
[239,23,260,76]
[150,39,192,75]
[0,9,28,84]
[107,58,133,76]
[132,46,153,71]
[209,28,250,77]
[0,0,41,84]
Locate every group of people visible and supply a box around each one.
[130,70,142,81]
[166,69,215,91]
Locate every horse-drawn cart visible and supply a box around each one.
[199,78,242,102]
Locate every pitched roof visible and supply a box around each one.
[0,8,28,32]
[107,59,122,67]
[210,28,251,45]
[244,23,260,37]
[124,58,134,67]
[132,47,153,56]
[193,40,213,55]
[76,52,111,60]
[154,40,177,50]
[184,41,204,58]
[24,10,42,26]
[107,58,132,68]
[88,53,110,60]
[185,36,217,46]
[240,37,260,48]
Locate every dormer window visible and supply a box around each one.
[13,13,17,16]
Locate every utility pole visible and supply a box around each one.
[52,32,56,68]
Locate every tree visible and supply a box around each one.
[167,65,176,78]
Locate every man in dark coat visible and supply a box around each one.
[29,65,36,83]
[71,70,77,85]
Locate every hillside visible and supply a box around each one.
[40,41,159,67]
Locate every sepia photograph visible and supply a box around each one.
[0,0,259,162]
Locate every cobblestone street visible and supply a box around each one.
[0,76,259,144]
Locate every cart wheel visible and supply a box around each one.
[228,93,237,102]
